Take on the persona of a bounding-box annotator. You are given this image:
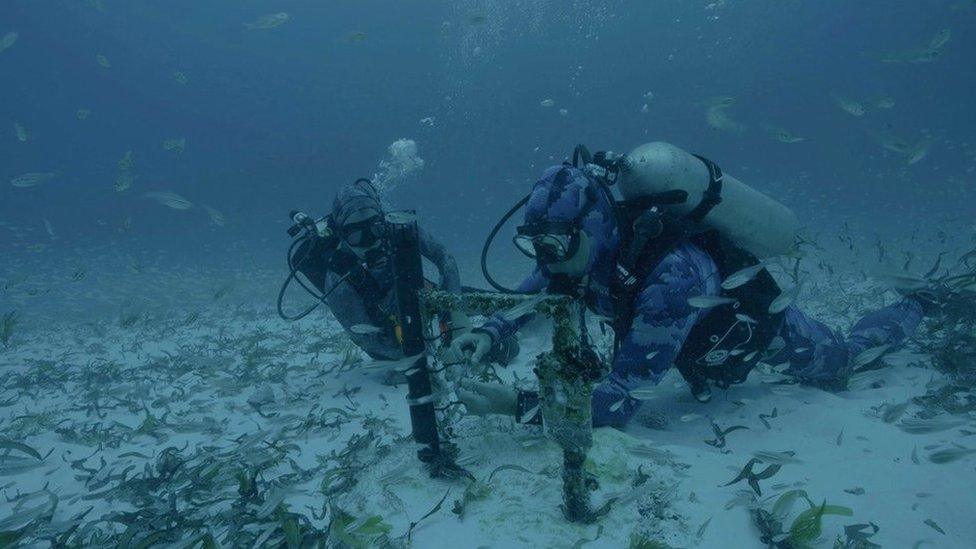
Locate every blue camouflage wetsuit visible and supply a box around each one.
[477,165,924,428]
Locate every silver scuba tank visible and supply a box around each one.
[616,142,799,258]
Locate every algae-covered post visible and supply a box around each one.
[420,290,609,522]
[535,297,611,522]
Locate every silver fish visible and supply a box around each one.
[851,344,892,370]
[349,324,384,335]
[628,387,664,401]
[144,191,192,210]
[752,450,803,465]
[768,286,799,314]
[499,294,552,322]
[722,263,766,290]
[898,416,969,434]
[361,353,423,372]
[927,446,976,464]
[832,94,866,116]
[201,204,226,227]
[244,13,290,30]
[10,172,58,188]
[384,211,417,225]
[0,32,17,54]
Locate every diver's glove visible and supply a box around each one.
[457,379,517,416]
[450,329,494,364]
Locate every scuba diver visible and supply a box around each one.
[452,142,941,428]
[279,178,517,363]
[279,178,464,360]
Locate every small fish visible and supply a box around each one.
[752,450,803,465]
[173,71,188,84]
[627,444,673,461]
[42,218,56,240]
[645,351,659,360]
[145,191,192,210]
[162,137,186,153]
[688,295,737,309]
[559,108,569,117]
[0,32,18,54]
[114,171,136,192]
[13,122,28,142]
[540,98,555,108]
[349,324,384,335]
[498,294,552,322]
[96,54,111,68]
[847,368,887,391]
[705,103,746,134]
[881,350,927,367]
[927,446,976,464]
[898,416,968,434]
[874,95,896,109]
[244,13,290,30]
[881,401,910,423]
[927,28,952,50]
[201,204,226,227]
[836,428,844,446]
[833,94,865,116]
[735,313,758,324]
[609,398,627,413]
[628,387,661,401]
[346,31,368,43]
[722,263,766,290]
[75,108,90,120]
[768,286,799,314]
[521,404,540,423]
[384,211,417,224]
[10,172,58,188]
[361,353,423,372]
[851,344,892,370]
[907,140,932,165]
[680,413,703,423]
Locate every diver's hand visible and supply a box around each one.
[457,380,517,416]
[450,331,493,364]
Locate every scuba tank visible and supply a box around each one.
[616,142,799,258]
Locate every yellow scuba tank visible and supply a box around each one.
[616,142,799,258]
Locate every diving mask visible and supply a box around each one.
[513,221,581,264]
[338,215,388,248]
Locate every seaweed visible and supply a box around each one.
[752,490,858,548]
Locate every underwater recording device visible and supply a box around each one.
[277,203,463,476]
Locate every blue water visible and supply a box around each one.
[3,1,972,267]
[1,3,975,546]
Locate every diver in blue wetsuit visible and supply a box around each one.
[453,144,930,429]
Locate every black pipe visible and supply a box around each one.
[389,218,443,461]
